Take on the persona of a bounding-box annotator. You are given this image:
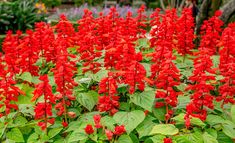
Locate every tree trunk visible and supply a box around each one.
[160,0,166,10]
[220,0,235,24]
[196,0,211,34]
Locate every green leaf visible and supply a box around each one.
[113,110,145,134]
[217,132,233,143]
[172,113,206,127]
[130,90,155,112]
[117,135,133,143]
[203,132,218,143]
[152,106,166,121]
[129,133,139,143]
[150,124,179,136]
[222,123,235,138]
[18,72,32,82]
[14,116,28,125]
[68,130,88,143]
[206,115,225,126]
[142,63,151,77]
[149,135,165,143]
[101,116,116,130]
[173,131,203,143]
[6,128,24,142]
[90,69,108,82]
[27,133,39,143]
[177,96,190,109]
[231,105,235,123]
[136,116,156,138]
[76,91,98,111]
[48,127,63,139]
[17,83,34,104]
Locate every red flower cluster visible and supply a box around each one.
[0,54,25,118]
[176,8,195,56]
[199,10,223,55]
[85,124,94,134]
[150,9,181,122]
[184,13,224,127]
[164,138,173,143]
[93,114,102,128]
[32,75,55,130]
[217,23,235,106]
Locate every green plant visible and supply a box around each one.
[74,0,93,6]
[0,2,14,34]
[0,0,46,34]
[42,0,61,7]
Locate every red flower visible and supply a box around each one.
[114,125,125,136]
[176,8,195,56]
[85,124,94,134]
[32,75,55,130]
[164,138,172,143]
[105,129,113,140]
[217,23,235,107]
[199,11,223,55]
[93,114,102,128]
[38,122,47,130]
[62,121,68,127]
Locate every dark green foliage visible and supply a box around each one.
[0,0,46,34]
[42,0,61,7]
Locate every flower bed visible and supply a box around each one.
[0,5,235,143]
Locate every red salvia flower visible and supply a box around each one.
[199,10,223,55]
[105,129,113,140]
[85,124,94,134]
[217,23,235,107]
[164,138,173,143]
[2,30,22,74]
[114,125,126,136]
[184,50,215,128]
[176,8,195,56]
[32,75,55,130]
[93,114,102,128]
[97,72,120,115]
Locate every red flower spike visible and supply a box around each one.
[114,125,126,136]
[105,129,113,140]
[217,23,235,107]
[62,121,68,127]
[0,57,25,117]
[150,9,180,122]
[32,75,55,130]
[93,114,102,128]
[199,11,223,55]
[176,8,195,56]
[85,124,94,135]
[164,138,173,143]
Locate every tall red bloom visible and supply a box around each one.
[2,30,22,74]
[184,50,215,128]
[199,10,223,55]
[176,8,195,56]
[0,55,25,117]
[217,23,235,106]
[150,9,180,122]
[97,72,120,115]
[76,9,101,74]
[32,75,55,130]
[93,114,102,128]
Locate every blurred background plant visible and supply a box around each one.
[41,0,61,8]
[48,3,154,22]
[0,0,46,34]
